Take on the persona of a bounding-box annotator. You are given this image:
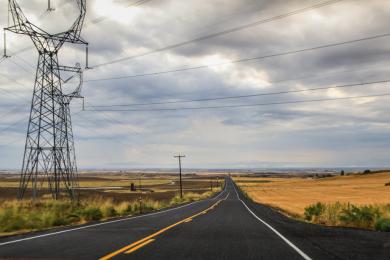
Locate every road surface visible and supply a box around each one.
[0,178,389,259]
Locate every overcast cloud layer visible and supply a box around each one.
[0,0,390,169]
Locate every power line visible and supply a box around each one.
[87,0,153,25]
[94,111,140,135]
[85,32,390,82]
[91,0,346,68]
[0,110,82,148]
[86,92,390,112]
[72,112,138,148]
[11,53,35,69]
[0,65,35,102]
[0,104,29,120]
[0,116,28,135]
[86,79,390,108]
[0,86,29,102]
[7,57,31,73]
[6,0,154,58]
[0,137,23,148]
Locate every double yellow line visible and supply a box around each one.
[100,198,225,260]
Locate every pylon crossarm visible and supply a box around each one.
[7,0,88,50]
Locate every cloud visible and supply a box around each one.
[0,0,390,169]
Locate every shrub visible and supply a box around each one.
[375,218,390,232]
[339,205,381,229]
[304,202,326,221]
[143,200,163,212]
[363,169,371,174]
[78,207,103,221]
[0,208,13,229]
[324,202,343,226]
[303,202,390,230]
[102,206,118,218]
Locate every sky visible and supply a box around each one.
[0,0,390,169]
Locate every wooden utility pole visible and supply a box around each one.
[174,155,186,198]
[139,174,142,214]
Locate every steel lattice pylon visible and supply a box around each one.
[5,0,88,200]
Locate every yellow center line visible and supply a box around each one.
[99,196,227,260]
[124,239,155,254]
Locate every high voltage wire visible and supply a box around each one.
[85,32,390,82]
[0,110,82,147]
[0,71,28,89]
[5,0,154,58]
[91,0,346,68]
[0,116,28,135]
[73,121,136,148]
[86,93,390,112]
[86,79,390,108]
[7,58,31,73]
[97,111,140,135]
[0,137,23,148]
[5,31,390,107]
[0,86,29,102]
[88,0,153,25]
[72,112,138,148]
[11,53,35,70]
[0,104,28,120]
[0,76,31,102]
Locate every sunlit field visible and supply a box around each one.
[234,172,390,230]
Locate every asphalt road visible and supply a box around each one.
[0,178,389,259]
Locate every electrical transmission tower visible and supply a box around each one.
[4,0,89,200]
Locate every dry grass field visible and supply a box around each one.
[0,172,225,237]
[0,173,224,202]
[234,172,390,218]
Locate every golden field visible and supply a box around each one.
[233,172,390,217]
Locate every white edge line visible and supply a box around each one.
[232,181,312,260]
[0,181,228,247]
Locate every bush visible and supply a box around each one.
[78,207,103,221]
[102,206,118,218]
[375,218,390,232]
[304,202,326,221]
[303,202,390,230]
[363,169,371,174]
[324,202,342,226]
[339,205,381,229]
